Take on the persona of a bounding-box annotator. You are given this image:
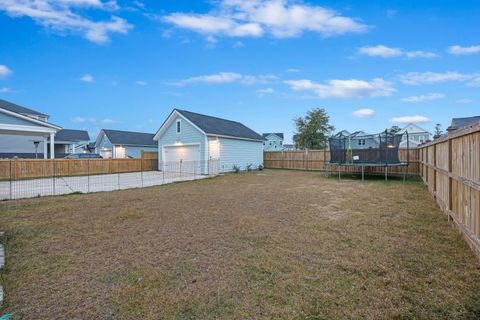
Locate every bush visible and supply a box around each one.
[232,164,240,173]
[258,164,263,171]
[246,163,253,172]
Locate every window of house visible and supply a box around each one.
[176,120,181,134]
[358,139,365,146]
[280,141,283,145]
[269,141,272,145]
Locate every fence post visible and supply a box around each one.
[53,159,56,196]
[305,149,308,170]
[448,138,453,214]
[9,159,12,200]
[87,159,90,193]
[281,150,284,169]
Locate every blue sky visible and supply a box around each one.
[0,0,479,143]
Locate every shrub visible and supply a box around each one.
[258,164,263,171]
[232,164,240,173]
[246,163,253,172]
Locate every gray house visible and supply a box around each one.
[95,129,157,158]
[0,99,88,159]
[263,133,284,151]
[447,116,480,133]
[154,109,264,173]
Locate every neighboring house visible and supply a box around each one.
[0,98,61,159]
[263,133,284,151]
[52,129,90,156]
[153,109,264,173]
[399,123,431,148]
[95,129,157,158]
[447,116,480,133]
[332,130,377,150]
[283,143,296,151]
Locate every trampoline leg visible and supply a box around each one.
[385,166,388,181]
[361,166,364,182]
[338,168,341,180]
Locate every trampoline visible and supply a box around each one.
[326,130,409,181]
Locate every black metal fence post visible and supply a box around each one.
[87,159,90,193]
[9,159,12,200]
[53,159,56,196]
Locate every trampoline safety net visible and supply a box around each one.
[328,131,407,165]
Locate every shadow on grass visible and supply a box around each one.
[324,172,422,183]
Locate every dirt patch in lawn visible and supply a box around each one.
[1,170,480,319]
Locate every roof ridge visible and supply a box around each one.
[103,128,154,135]
[175,108,244,125]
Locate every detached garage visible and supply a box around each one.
[153,109,264,173]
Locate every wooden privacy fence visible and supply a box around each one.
[264,148,419,175]
[419,124,480,255]
[0,156,158,181]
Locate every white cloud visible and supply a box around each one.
[448,45,480,55]
[72,116,119,124]
[468,75,480,87]
[80,74,94,82]
[0,0,132,44]
[136,80,147,86]
[0,87,13,93]
[171,72,278,86]
[0,64,12,78]
[456,98,472,104]
[284,78,395,98]
[286,68,300,73]
[358,45,437,58]
[257,87,274,96]
[401,93,446,103]
[352,108,375,118]
[163,0,368,41]
[405,51,438,58]
[390,115,431,124]
[358,45,402,58]
[101,118,120,124]
[398,71,473,85]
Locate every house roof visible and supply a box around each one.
[401,123,430,134]
[102,129,156,146]
[448,116,480,130]
[55,129,90,142]
[175,109,264,141]
[263,133,284,139]
[0,98,48,117]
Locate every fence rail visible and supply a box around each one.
[0,159,220,200]
[264,148,419,175]
[0,157,158,181]
[419,124,480,255]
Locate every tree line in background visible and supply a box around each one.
[292,108,445,150]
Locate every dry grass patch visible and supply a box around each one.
[1,170,480,319]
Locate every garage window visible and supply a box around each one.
[176,120,181,134]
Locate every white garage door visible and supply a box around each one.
[163,144,200,174]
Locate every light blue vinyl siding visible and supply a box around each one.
[0,111,50,127]
[97,133,113,151]
[218,137,263,172]
[0,134,47,153]
[124,146,157,158]
[157,115,206,163]
[263,134,284,151]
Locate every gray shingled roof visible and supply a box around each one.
[0,98,48,117]
[450,116,480,130]
[103,129,156,146]
[176,109,264,141]
[263,133,284,139]
[55,129,90,142]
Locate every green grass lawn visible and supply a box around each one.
[1,169,480,319]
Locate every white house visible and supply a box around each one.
[263,133,284,151]
[400,123,431,148]
[153,109,264,173]
[95,129,157,158]
[0,99,61,159]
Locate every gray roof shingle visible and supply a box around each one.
[0,98,48,117]
[55,129,90,142]
[449,116,480,130]
[103,129,156,146]
[263,133,284,139]
[176,109,264,141]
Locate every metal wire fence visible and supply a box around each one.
[0,159,220,200]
